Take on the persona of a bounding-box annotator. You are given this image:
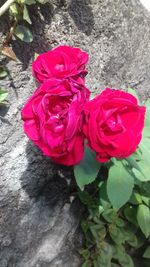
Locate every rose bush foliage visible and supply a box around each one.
[21,45,150,267]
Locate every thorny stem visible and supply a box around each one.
[0,0,15,17]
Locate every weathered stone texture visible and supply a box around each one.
[1,0,150,266]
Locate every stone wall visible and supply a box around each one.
[1,1,150,266]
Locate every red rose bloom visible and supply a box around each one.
[32,45,89,84]
[83,88,146,162]
[21,79,90,166]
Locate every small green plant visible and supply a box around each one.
[1,0,48,43]
[0,89,8,104]
[0,0,49,61]
[0,66,8,78]
[10,0,49,43]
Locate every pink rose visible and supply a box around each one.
[83,88,146,162]
[21,79,90,166]
[32,45,89,84]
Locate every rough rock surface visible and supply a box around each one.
[0,0,150,266]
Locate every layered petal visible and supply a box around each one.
[21,79,89,166]
[32,45,89,84]
[83,88,146,162]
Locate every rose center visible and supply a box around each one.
[55,64,65,72]
[43,95,71,135]
[48,114,65,134]
[102,114,124,135]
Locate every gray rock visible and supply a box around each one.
[0,0,150,266]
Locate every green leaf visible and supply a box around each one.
[14,25,33,43]
[36,0,49,4]
[34,52,39,60]
[74,146,101,190]
[98,205,104,214]
[0,67,7,78]
[137,204,150,238]
[126,234,138,247]
[129,192,142,205]
[141,195,150,207]
[115,218,125,228]
[121,228,138,247]
[143,99,150,138]
[143,246,150,258]
[118,253,134,267]
[81,260,91,267]
[107,162,134,210]
[80,249,90,260]
[10,3,22,20]
[96,242,112,267]
[99,181,111,209]
[88,207,99,220]
[132,148,142,161]
[93,260,99,267]
[0,89,8,103]
[81,220,89,235]
[23,5,32,24]
[124,205,138,226]
[113,245,134,267]
[132,168,147,182]
[23,0,36,4]
[138,138,150,161]
[125,154,146,182]
[78,191,96,207]
[125,155,142,173]
[89,224,106,242]
[133,138,150,181]
[141,182,150,197]
[132,230,145,249]
[102,209,117,223]
[109,226,125,245]
[112,245,124,260]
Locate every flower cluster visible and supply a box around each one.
[22,46,90,165]
[21,46,146,166]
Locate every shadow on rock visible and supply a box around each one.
[17,141,83,266]
[0,9,11,36]
[12,3,54,69]
[0,105,10,119]
[68,0,94,35]
[20,140,76,200]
